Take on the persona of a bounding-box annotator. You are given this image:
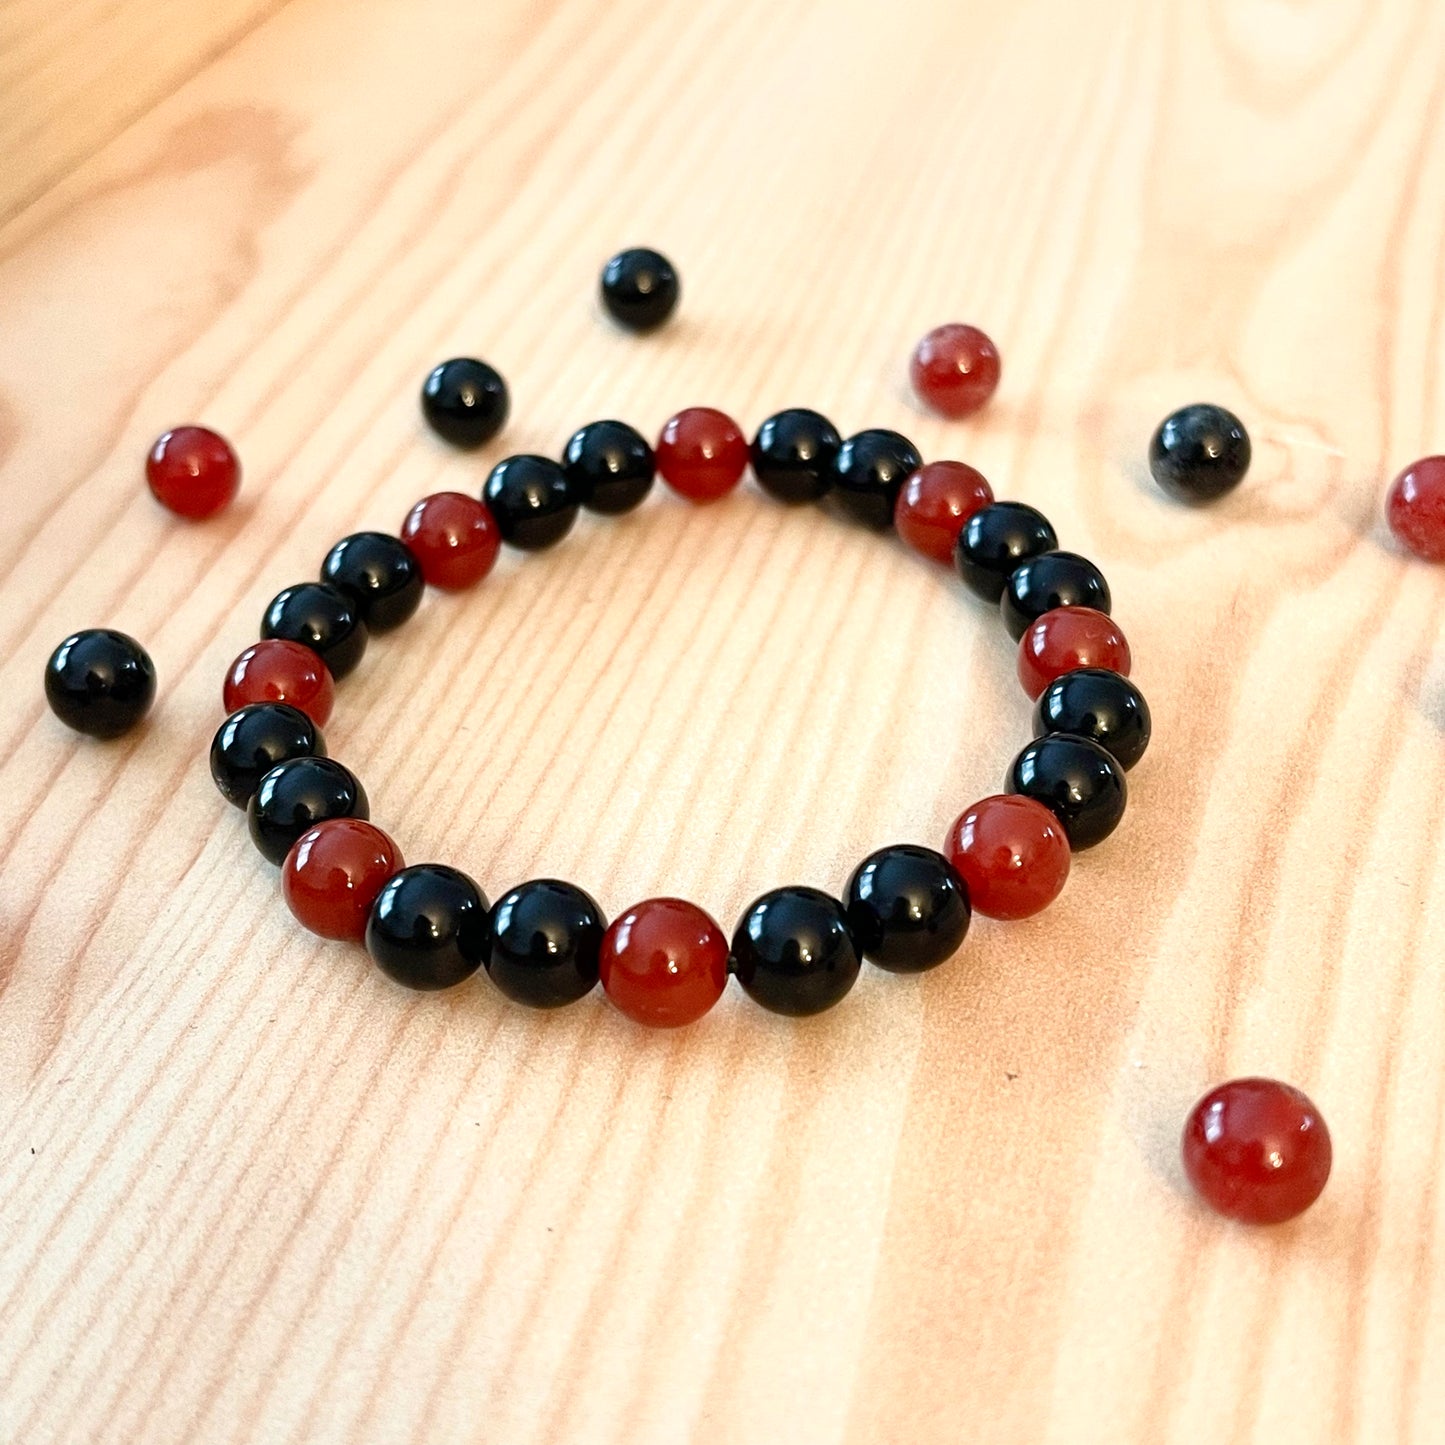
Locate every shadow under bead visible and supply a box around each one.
[999,550,1111,640]
[954,501,1058,602]
[484,879,606,1007]
[321,532,424,632]
[750,408,842,504]
[826,429,922,529]
[44,628,157,739]
[483,454,580,550]
[246,755,368,865]
[1006,732,1126,850]
[261,581,368,680]
[730,886,861,1016]
[210,702,325,808]
[366,863,490,991]
[1032,668,1151,771]
[844,845,970,972]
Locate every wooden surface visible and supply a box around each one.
[2,0,1444,1440]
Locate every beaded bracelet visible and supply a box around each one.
[209,402,1150,1027]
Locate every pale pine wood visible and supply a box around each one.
[2,0,1444,1441]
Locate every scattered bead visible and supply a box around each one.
[750,408,842,504]
[1000,551,1111,641]
[366,863,490,990]
[484,879,606,1008]
[210,703,326,809]
[483,454,580,549]
[247,756,368,866]
[563,420,656,515]
[910,323,1001,419]
[828,429,923,530]
[598,897,729,1027]
[1017,606,1130,701]
[1149,403,1250,505]
[945,795,1070,920]
[420,358,509,449]
[1032,668,1151,771]
[954,501,1058,601]
[895,461,994,565]
[1006,733,1127,851]
[600,247,679,332]
[282,818,404,942]
[401,491,501,590]
[44,629,156,739]
[844,845,970,972]
[656,407,749,503]
[223,639,334,727]
[1385,456,1445,562]
[261,582,368,681]
[145,426,241,520]
[321,532,424,632]
[730,886,862,1015]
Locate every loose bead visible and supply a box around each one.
[44,629,156,739]
[483,454,580,549]
[484,879,607,1008]
[750,408,842,504]
[730,886,862,1015]
[843,845,970,972]
[1006,733,1126,851]
[562,420,656,515]
[598,897,729,1027]
[401,491,501,590]
[1017,606,1131,701]
[827,429,923,530]
[1149,403,1250,504]
[954,502,1057,602]
[247,756,368,866]
[1000,551,1111,641]
[321,532,424,632]
[1385,456,1445,562]
[599,247,679,332]
[910,324,1001,419]
[145,425,241,519]
[656,408,749,503]
[282,818,404,942]
[420,358,509,449]
[945,795,1070,921]
[1182,1078,1331,1224]
[894,461,994,565]
[1033,668,1151,771]
[366,863,490,991]
[261,582,368,681]
[210,702,325,808]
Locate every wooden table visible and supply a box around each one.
[3,1,1443,1440]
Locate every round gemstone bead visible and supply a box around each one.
[598,897,729,1027]
[282,818,404,942]
[145,425,240,519]
[562,420,656,515]
[44,629,157,739]
[321,532,424,632]
[261,582,368,681]
[1006,734,1127,851]
[954,502,1058,602]
[247,757,368,866]
[1017,606,1131,701]
[366,863,489,991]
[656,408,749,503]
[484,878,606,1008]
[750,408,843,504]
[1386,456,1445,562]
[827,429,923,530]
[843,845,970,972]
[1182,1078,1331,1224]
[1000,551,1111,641]
[210,703,325,809]
[1149,403,1250,504]
[420,358,509,449]
[401,491,501,590]
[599,247,679,332]
[945,795,1070,920]
[730,886,862,1015]
[910,323,1001,419]
[223,639,334,727]
[483,454,580,549]
[894,461,994,565]
[1033,668,1151,771]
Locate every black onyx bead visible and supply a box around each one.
[1006,733,1127,851]
[483,454,579,550]
[844,845,971,973]
[1033,668,1152,771]
[321,532,424,632]
[826,429,923,529]
[562,420,655,515]
[750,408,843,504]
[483,879,606,1008]
[1149,403,1250,505]
[210,702,325,808]
[366,863,489,991]
[261,582,368,681]
[954,502,1058,602]
[246,756,368,865]
[999,550,1111,640]
[730,886,861,1016]
[599,247,679,332]
[44,629,156,739]
[420,358,509,449]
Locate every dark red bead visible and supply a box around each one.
[895,461,994,564]
[283,818,404,942]
[146,425,240,519]
[910,324,1001,419]
[1017,606,1131,701]
[598,897,729,1027]
[400,491,500,590]
[655,408,749,503]
[1386,456,1445,562]
[223,639,334,726]
[944,794,1070,920]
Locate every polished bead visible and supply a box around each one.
[562,420,655,515]
[321,532,423,632]
[895,461,994,565]
[44,629,156,739]
[598,897,729,1027]
[484,878,606,1008]
[954,501,1057,601]
[750,408,842,504]
[282,818,404,942]
[1386,456,1445,562]
[1183,1078,1331,1224]
[210,702,325,808]
[599,247,679,332]
[145,425,240,519]
[844,845,970,972]
[1000,551,1111,641]
[656,408,749,503]
[365,863,489,991]
[1006,734,1126,850]
[401,491,501,590]
[483,454,580,549]
[730,887,861,1015]
[420,358,509,449]
[1033,667,1151,771]
[247,756,368,866]
[1149,403,1250,504]
[827,429,923,529]
[910,324,1001,419]
[261,582,368,681]
[1017,606,1130,701]
[945,795,1070,920]
[223,639,333,727]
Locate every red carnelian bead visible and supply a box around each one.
[401,491,500,590]
[656,408,749,502]
[910,324,1001,420]
[1182,1078,1332,1225]
[1017,606,1131,702]
[598,897,729,1027]
[1386,456,1445,562]
[895,461,994,564]
[146,425,241,519]
[945,794,1070,920]
[223,639,335,726]
[282,818,404,942]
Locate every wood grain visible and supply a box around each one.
[2,0,1444,1440]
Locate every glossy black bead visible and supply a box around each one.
[420,358,509,449]
[730,886,861,1016]
[246,756,368,866]
[826,429,923,529]
[1149,403,1250,505]
[44,629,156,739]
[999,550,1112,640]
[599,247,679,332]
[261,582,368,680]
[750,408,843,504]
[483,879,606,1008]
[210,702,325,808]
[321,532,424,632]
[562,420,655,515]
[366,863,489,991]
[483,454,579,550]
[844,845,971,973]
[954,502,1059,602]
[1033,668,1152,771]
[1006,733,1127,851]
